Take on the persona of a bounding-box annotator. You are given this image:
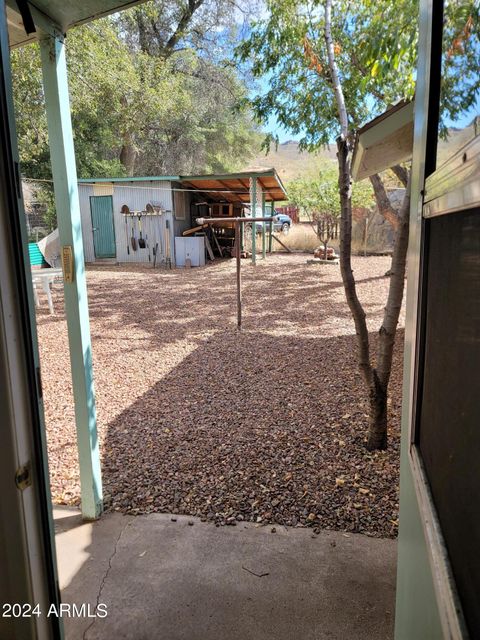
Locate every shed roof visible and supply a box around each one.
[78,169,288,203]
[351,100,414,181]
[6,0,146,48]
[179,169,287,203]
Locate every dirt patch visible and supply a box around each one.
[36,254,404,538]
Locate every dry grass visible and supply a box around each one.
[277,223,341,254]
[244,141,336,182]
[243,224,320,254]
[241,223,336,255]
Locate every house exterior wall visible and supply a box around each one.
[78,180,175,265]
[394,1,444,638]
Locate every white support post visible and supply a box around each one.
[39,34,102,519]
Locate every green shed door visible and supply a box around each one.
[90,196,116,258]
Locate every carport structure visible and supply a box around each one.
[180,170,286,205]
[180,169,287,263]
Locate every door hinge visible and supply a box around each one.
[15,462,32,491]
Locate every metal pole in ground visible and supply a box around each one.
[196,216,273,329]
[269,201,274,253]
[235,219,242,329]
[364,216,369,257]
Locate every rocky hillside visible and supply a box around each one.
[243,140,336,182]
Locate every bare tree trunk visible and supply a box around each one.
[369,173,400,230]
[324,0,348,137]
[391,164,409,187]
[368,371,388,450]
[120,132,137,176]
[163,0,206,56]
[325,0,410,450]
[325,0,373,388]
[337,138,373,387]
[367,177,411,449]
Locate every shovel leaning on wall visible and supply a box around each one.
[138,214,146,249]
[131,215,137,251]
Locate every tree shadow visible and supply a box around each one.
[100,327,404,538]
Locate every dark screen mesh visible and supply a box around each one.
[418,208,480,636]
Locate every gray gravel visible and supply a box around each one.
[36,254,404,537]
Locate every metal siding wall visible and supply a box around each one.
[79,181,174,265]
[173,184,192,237]
[78,184,95,262]
[112,181,173,264]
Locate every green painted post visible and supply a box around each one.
[250,177,256,265]
[40,34,102,520]
[269,201,275,253]
[261,191,266,259]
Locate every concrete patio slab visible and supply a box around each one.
[54,507,397,640]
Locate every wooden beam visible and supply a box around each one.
[182,224,208,236]
[272,233,291,252]
[269,201,274,253]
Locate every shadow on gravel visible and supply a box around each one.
[102,326,404,538]
[39,256,404,539]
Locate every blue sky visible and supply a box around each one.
[264,115,302,143]
[253,75,302,144]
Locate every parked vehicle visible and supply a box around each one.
[252,210,293,234]
[274,211,293,234]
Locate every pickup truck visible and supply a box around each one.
[253,211,293,234]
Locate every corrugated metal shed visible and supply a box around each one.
[78,170,287,265]
[78,179,175,265]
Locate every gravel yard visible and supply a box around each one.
[36,254,404,538]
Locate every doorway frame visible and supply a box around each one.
[89,195,116,259]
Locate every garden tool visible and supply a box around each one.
[125,215,130,255]
[165,219,172,269]
[146,233,151,261]
[138,214,146,248]
[152,227,157,268]
[131,215,137,251]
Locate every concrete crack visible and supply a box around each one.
[82,518,132,640]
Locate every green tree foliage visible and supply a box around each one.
[438,1,479,138]
[237,0,418,150]
[287,163,373,219]
[10,0,261,179]
[117,0,256,59]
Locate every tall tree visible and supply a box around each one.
[10,11,261,180]
[118,0,254,58]
[114,0,261,173]
[238,0,417,449]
